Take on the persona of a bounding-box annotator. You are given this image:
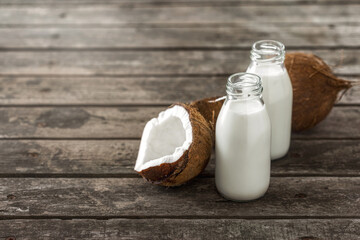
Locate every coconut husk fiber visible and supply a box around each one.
[285,52,353,131]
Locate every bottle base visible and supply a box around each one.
[271,151,289,161]
[217,190,266,202]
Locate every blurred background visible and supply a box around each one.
[0,0,358,106]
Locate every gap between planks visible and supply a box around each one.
[0,22,359,28]
[0,137,359,140]
[0,104,357,107]
[0,73,358,78]
[0,216,359,221]
[1,46,360,51]
[0,174,358,178]
[1,1,360,7]
[0,73,357,77]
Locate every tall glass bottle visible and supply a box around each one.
[216,73,271,201]
[246,40,292,160]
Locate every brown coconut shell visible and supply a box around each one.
[190,96,225,131]
[138,103,214,187]
[285,52,353,131]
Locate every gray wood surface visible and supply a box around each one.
[0,5,359,25]
[0,76,358,105]
[0,50,358,75]
[0,219,359,240]
[0,140,358,176]
[0,177,358,217]
[0,24,359,49]
[0,106,357,138]
[0,0,359,238]
[1,0,359,4]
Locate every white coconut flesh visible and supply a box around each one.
[135,105,193,172]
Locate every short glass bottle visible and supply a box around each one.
[246,40,293,160]
[215,72,271,202]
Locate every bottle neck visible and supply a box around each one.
[226,73,263,100]
[250,40,285,65]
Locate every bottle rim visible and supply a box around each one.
[250,40,285,63]
[226,72,263,97]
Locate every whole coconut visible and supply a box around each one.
[285,52,353,131]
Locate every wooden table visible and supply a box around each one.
[0,0,359,239]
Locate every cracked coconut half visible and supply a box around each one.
[135,103,214,186]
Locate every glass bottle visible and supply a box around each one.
[246,40,292,160]
[215,73,271,201]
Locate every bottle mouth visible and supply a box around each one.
[226,72,262,97]
[250,40,285,63]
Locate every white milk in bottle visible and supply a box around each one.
[215,73,271,201]
[246,40,292,160]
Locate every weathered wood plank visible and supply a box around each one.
[0,76,358,105]
[293,107,360,139]
[0,140,358,176]
[0,5,359,25]
[0,106,358,139]
[0,76,226,105]
[1,0,358,5]
[0,177,358,217]
[0,107,159,139]
[342,84,360,104]
[0,50,357,75]
[1,25,360,48]
[0,219,358,240]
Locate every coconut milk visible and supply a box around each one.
[247,40,292,160]
[215,73,271,201]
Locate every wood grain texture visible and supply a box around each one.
[0,177,358,217]
[0,107,160,138]
[0,5,359,25]
[0,219,359,240]
[0,50,357,75]
[0,140,358,176]
[0,76,358,105]
[0,24,360,48]
[0,1,358,237]
[1,0,358,5]
[0,106,357,138]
